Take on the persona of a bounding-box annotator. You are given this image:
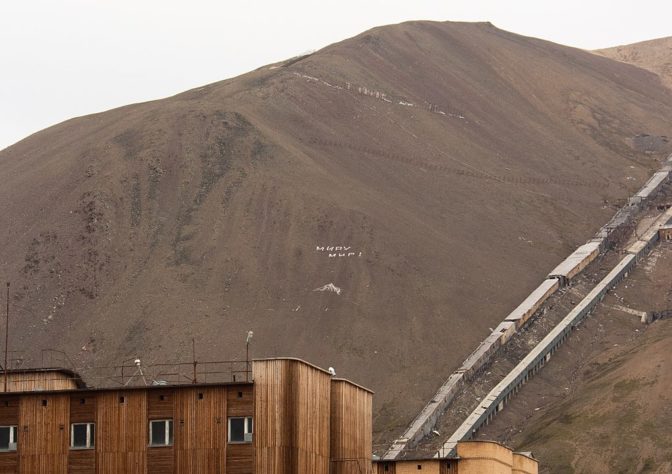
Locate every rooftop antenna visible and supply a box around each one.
[124,358,147,386]
[246,330,253,382]
[4,282,9,392]
[192,338,197,384]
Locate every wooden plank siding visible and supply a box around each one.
[0,396,19,425]
[227,385,254,474]
[0,358,373,474]
[19,394,70,474]
[0,453,18,474]
[0,396,19,473]
[146,447,173,474]
[254,358,332,474]
[1,371,81,393]
[68,393,97,473]
[374,462,396,474]
[68,449,96,474]
[69,394,97,423]
[440,460,458,474]
[96,391,147,474]
[147,389,175,474]
[174,387,227,474]
[330,380,373,474]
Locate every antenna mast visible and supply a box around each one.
[246,330,253,382]
[192,338,197,384]
[4,282,9,392]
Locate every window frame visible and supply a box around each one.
[148,419,173,447]
[0,425,17,452]
[227,416,253,443]
[70,422,95,450]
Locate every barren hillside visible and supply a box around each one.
[597,36,672,88]
[479,243,672,473]
[1,21,672,446]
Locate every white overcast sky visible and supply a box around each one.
[1,0,671,150]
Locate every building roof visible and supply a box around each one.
[635,171,669,199]
[0,358,373,396]
[254,357,373,393]
[331,377,375,394]
[548,241,600,278]
[514,451,537,460]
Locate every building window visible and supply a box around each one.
[0,426,17,451]
[149,419,173,447]
[71,423,95,449]
[228,416,253,443]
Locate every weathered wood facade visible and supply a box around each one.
[330,379,373,474]
[253,358,374,474]
[659,225,672,241]
[372,441,537,474]
[373,459,458,474]
[0,358,372,474]
[254,358,333,474]
[0,369,84,393]
[0,383,253,473]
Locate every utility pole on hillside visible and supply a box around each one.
[4,282,9,392]
[246,330,253,382]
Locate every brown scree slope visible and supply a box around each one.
[478,244,672,473]
[1,21,672,447]
[597,36,672,89]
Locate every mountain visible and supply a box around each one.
[1,21,672,447]
[596,36,672,88]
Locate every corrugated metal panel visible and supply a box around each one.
[504,279,559,328]
[492,321,516,345]
[458,333,502,376]
[547,241,601,281]
[635,171,669,199]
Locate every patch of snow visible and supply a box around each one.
[313,283,342,295]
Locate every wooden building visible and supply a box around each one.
[253,359,374,474]
[0,369,85,393]
[0,358,372,474]
[372,441,538,474]
[658,224,672,241]
[373,458,457,474]
[330,379,372,474]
